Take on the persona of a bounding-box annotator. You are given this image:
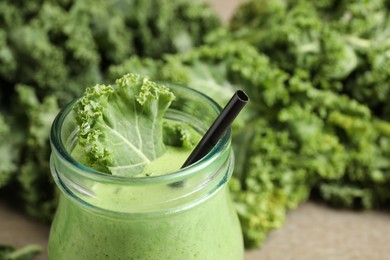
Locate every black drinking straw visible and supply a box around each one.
[181,90,249,168]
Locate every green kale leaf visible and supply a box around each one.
[0,244,41,260]
[74,74,175,176]
[0,114,21,188]
[13,84,60,221]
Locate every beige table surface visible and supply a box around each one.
[1,1,389,259]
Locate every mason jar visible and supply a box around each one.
[48,84,244,260]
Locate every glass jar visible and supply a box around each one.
[48,84,244,260]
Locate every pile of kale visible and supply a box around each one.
[0,0,389,255]
[0,0,220,221]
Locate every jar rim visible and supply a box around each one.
[50,83,232,186]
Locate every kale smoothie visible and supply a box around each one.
[48,74,244,259]
[49,182,242,259]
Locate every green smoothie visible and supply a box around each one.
[48,74,244,259]
[48,182,243,260]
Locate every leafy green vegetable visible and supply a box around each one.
[0,244,41,260]
[226,0,357,91]
[318,118,390,209]
[0,0,221,220]
[14,84,60,221]
[163,120,201,149]
[0,114,21,188]
[228,0,390,120]
[0,0,221,103]
[228,0,390,212]
[74,74,175,176]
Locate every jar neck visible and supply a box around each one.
[51,147,233,217]
[50,84,233,217]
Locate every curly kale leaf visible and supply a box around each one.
[74,74,175,176]
[312,0,386,36]
[162,120,201,149]
[229,0,389,120]
[318,118,390,209]
[229,0,359,91]
[344,26,390,120]
[0,114,22,188]
[11,84,60,221]
[0,0,221,104]
[231,119,312,247]
[0,244,41,260]
[119,0,221,58]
